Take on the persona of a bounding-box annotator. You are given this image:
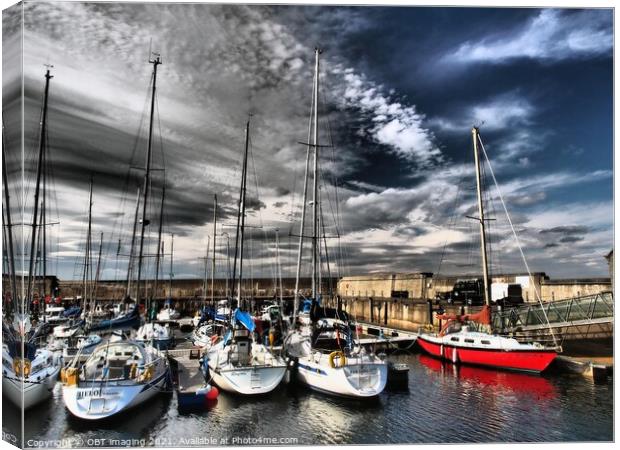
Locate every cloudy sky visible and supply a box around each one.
[2,2,613,284]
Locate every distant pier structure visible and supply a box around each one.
[337,272,611,304]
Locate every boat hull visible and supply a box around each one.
[2,365,60,409]
[62,371,167,420]
[293,356,387,398]
[417,335,556,373]
[208,365,286,395]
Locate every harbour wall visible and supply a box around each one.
[3,272,610,304]
[336,272,611,303]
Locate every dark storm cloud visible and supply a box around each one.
[559,236,584,244]
[539,226,589,235]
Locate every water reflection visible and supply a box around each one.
[418,354,557,399]
[3,353,612,446]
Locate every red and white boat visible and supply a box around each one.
[418,127,557,373]
[417,306,557,373]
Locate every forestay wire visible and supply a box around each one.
[477,134,559,350]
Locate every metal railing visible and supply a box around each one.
[493,291,614,334]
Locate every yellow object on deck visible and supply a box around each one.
[329,351,347,369]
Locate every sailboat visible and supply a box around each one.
[61,340,169,420]
[283,49,387,398]
[62,53,170,419]
[417,127,558,373]
[54,177,104,363]
[3,325,62,408]
[156,236,181,321]
[138,229,175,349]
[2,68,63,409]
[205,119,287,395]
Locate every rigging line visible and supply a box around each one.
[289,66,319,234]
[436,178,464,275]
[477,134,559,349]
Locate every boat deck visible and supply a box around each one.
[356,322,419,350]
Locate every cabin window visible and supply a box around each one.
[464,339,474,343]
[481,340,491,345]
[450,337,459,342]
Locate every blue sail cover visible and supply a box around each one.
[233,309,255,333]
[63,306,81,317]
[89,304,140,332]
[302,299,313,313]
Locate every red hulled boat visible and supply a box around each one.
[418,127,557,373]
[417,306,557,373]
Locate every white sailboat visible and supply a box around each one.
[156,301,180,322]
[61,341,169,420]
[135,322,174,350]
[2,339,62,409]
[2,315,62,409]
[62,53,170,419]
[206,309,286,395]
[2,68,63,409]
[283,49,387,398]
[192,322,225,348]
[205,119,286,395]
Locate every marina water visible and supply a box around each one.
[3,352,612,446]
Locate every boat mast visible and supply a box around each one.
[152,180,166,312]
[136,54,162,305]
[168,234,174,298]
[202,235,210,302]
[92,231,103,306]
[2,125,17,305]
[26,67,52,305]
[211,194,217,304]
[125,187,141,298]
[275,229,283,312]
[311,48,321,302]
[292,50,318,322]
[472,126,491,306]
[232,120,250,307]
[82,175,94,310]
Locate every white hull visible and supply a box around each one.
[61,341,169,420]
[157,309,180,322]
[209,365,286,395]
[62,372,167,420]
[293,354,387,398]
[207,342,286,395]
[2,365,60,409]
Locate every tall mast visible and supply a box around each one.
[292,50,317,322]
[125,187,141,297]
[275,229,283,312]
[41,129,47,298]
[472,127,491,306]
[26,68,52,304]
[168,234,174,298]
[225,234,231,298]
[82,175,94,308]
[92,231,103,305]
[311,48,321,302]
[152,180,166,311]
[136,54,161,305]
[202,236,210,302]
[211,194,217,304]
[320,201,333,298]
[232,120,250,305]
[2,126,17,304]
